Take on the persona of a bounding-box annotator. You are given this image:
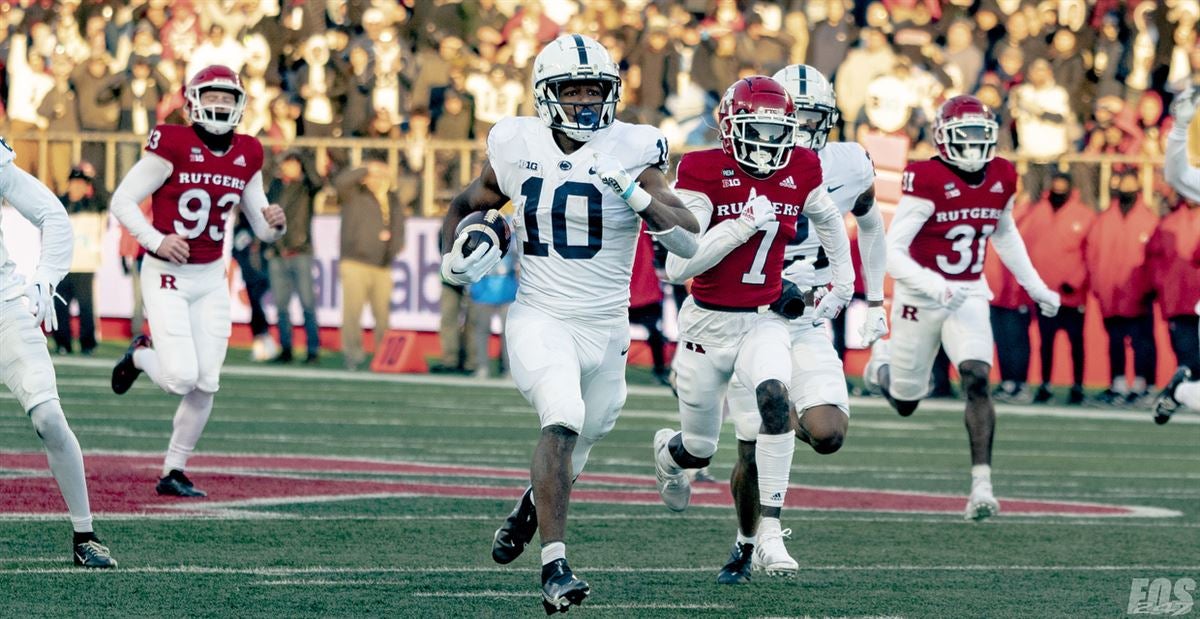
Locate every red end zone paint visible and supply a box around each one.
[0,452,1174,518]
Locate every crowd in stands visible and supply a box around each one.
[4,0,1199,393]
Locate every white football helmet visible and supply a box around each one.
[772,64,839,151]
[532,34,621,143]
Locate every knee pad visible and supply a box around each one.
[29,401,74,450]
[756,379,790,434]
[196,372,221,394]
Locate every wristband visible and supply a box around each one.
[626,183,652,213]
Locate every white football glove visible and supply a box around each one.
[782,256,817,287]
[859,305,889,345]
[812,287,852,323]
[440,234,501,287]
[741,188,776,229]
[22,280,58,332]
[1028,285,1061,317]
[598,166,651,212]
[1172,88,1197,126]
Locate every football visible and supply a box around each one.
[455,209,511,258]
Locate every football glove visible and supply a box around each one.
[22,280,58,332]
[598,166,652,212]
[440,234,501,287]
[769,279,807,320]
[812,286,852,323]
[859,305,889,345]
[1172,88,1197,126]
[741,188,776,229]
[939,284,969,312]
[1028,285,1061,317]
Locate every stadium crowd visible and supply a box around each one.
[2,0,1198,396]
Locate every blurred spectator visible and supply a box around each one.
[1077,95,1143,206]
[1085,171,1159,406]
[806,1,855,81]
[97,55,170,178]
[232,207,275,363]
[835,27,895,139]
[335,158,406,371]
[186,24,246,81]
[1010,59,1072,202]
[940,19,983,95]
[501,3,562,47]
[72,54,120,184]
[1048,29,1088,122]
[6,34,53,179]
[687,29,739,145]
[160,1,203,63]
[39,52,80,195]
[465,66,524,136]
[53,164,106,356]
[411,36,463,111]
[1145,196,1200,374]
[987,201,1034,404]
[1090,12,1127,102]
[469,237,517,380]
[625,28,681,127]
[342,42,377,137]
[266,151,322,365]
[629,225,670,386]
[740,10,794,76]
[1020,173,1094,405]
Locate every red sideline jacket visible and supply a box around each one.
[1084,200,1158,318]
[1145,205,1200,319]
[1021,190,1095,308]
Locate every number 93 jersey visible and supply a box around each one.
[487,117,669,321]
[900,157,1017,282]
[145,124,264,264]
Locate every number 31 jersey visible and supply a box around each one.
[488,117,669,321]
[901,157,1017,282]
[145,124,264,264]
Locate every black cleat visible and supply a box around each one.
[1154,367,1192,425]
[156,469,207,497]
[541,558,589,614]
[112,335,152,394]
[716,542,754,584]
[492,486,537,564]
[74,539,117,568]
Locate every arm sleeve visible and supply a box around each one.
[663,189,756,284]
[991,198,1050,293]
[0,164,72,285]
[804,187,855,299]
[854,205,886,302]
[886,195,943,296]
[1166,122,1200,203]
[240,170,285,243]
[110,152,173,253]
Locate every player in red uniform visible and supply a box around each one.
[651,77,854,578]
[109,65,285,497]
[863,96,1060,520]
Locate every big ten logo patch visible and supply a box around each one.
[900,305,919,321]
[160,274,178,290]
[1127,577,1195,616]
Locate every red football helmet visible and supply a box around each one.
[717,76,798,176]
[933,95,998,172]
[184,65,246,135]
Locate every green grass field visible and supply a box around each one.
[0,349,1196,618]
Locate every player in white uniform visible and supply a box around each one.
[0,138,116,567]
[439,35,699,614]
[1155,87,1200,424]
[706,65,890,584]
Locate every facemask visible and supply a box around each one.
[1048,190,1069,207]
[1116,191,1138,208]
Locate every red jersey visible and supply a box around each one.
[902,157,1018,281]
[675,147,821,308]
[144,124,264,264]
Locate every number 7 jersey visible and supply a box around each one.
[145,124,265,264]
[487,117,669,320]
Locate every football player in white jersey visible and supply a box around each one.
[707,65,888,584]
[439,34,699,614]
[0,138,116,567]
[1154,88,1200,424]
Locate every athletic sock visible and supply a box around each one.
[162,390,215,476]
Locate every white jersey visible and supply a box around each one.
[488,117,669,321]
[0,140,72,302]
[783,141,874,286]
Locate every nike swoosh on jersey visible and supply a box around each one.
[827,184,844,193]
[620,347,629,356]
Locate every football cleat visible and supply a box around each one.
[1154,367,1192,425]
[692,467,718,483]
[653,429,691,512]
[716,542,754,584]
[492,486,537,564]
[861,339,890,395]
[753,527,798,576]
[965,482,1000,521]
[74,539,117,569]
[156,469,207,498]
[111,335,152,395]
[541,558,590,615]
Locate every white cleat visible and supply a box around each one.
[965,483,1001,521]
[862,339,891,394]
[653,428,691,512]
[752,527,798,576]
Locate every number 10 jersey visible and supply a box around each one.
[145,124,265,264]
[487,117,669,321]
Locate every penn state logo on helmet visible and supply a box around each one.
[184,65,247,135]
[771,64,839,151]
[455,209,512,258]
[717,76,799,176]
[532,34,622,143]
[933,95,999,173]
